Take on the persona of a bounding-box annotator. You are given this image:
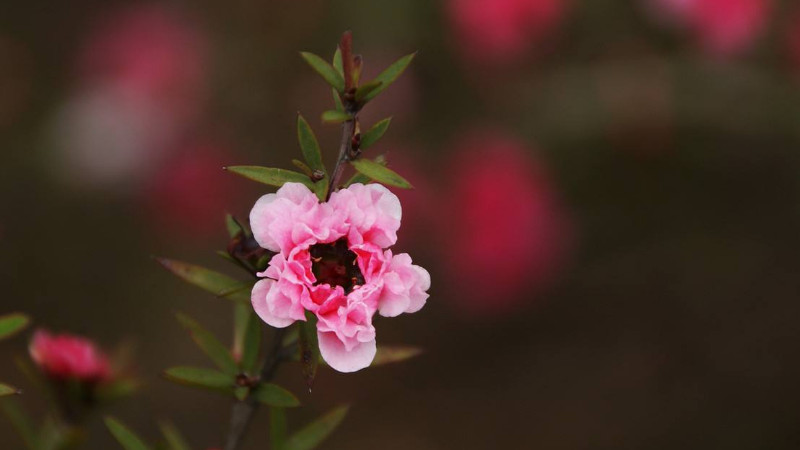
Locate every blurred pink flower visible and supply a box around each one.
[78,4,207,120]
[145,142,243,240]
[29,330,111,382]
[649,0,772,56]
[440,131,571,315]
[250,183,430,372]
[446,0,566,64]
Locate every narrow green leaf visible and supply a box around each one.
[0,313,29,341]
[225,166,313,189]
[332,47,343,76]
[225,214,242,238]
[176,313,238,375]
[354,80,383,103]
[360,118,392,151]
[163,367,235,393]
[346,155,387,187]
[350,159,413,189]
[321,110,351,124]
[371,346,423,366]
[0,383,19,396]
[297,115,325,174]
[251,383,300,408]
[232,302,249,368]
[104,417,151,450]
[300,52,344,93]
[332,88,344,112]
[240,311,261,374]
[270,407,288,450]
[156,258,250,303]
[1,399,36,449]
[285,405,350,450]
[159,422,190,450]
[298,313,320,391]
[362,53,416,102]
[292,159,313,177]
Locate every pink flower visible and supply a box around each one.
[648,0,772,57]
[29,330,111,382]
[250,183,430,372]
[446,0,566,64]
[439,131,572,315]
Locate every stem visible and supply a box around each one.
[326,117,357,200]
[223,327,287,450]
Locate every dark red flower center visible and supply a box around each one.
[310,239,364,294]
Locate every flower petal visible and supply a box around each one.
[317,330,376,373]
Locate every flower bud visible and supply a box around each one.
[29,330,111,383]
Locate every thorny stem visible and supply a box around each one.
[223,327,287,450]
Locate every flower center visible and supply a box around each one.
[309,239,364,294]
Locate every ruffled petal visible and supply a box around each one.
[317,330,376,373]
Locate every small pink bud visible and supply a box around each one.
[29,329,111,382]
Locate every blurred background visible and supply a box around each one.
[2,0,800,448]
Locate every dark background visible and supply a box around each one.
[2,1,800,448]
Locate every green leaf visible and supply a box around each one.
[156,258,250,303]
[298,313,320,392]
[360,118,392,151]
[300,52,344,93]
[234,386,249,401]
[225,214,242,238]
[297,115,326,174]
[350,159,413,189]
[371,346,423,366]
[163,367,235,394]
[313,178,329,202]
[361,53,416,102]
[1,399,36,449]
[0,313,29,341]
[240,310,261,374]
[321,110,351,124]
[158,422,190,450]
[292,159,313,177]
[225,166,313,189]
[232,302,249,369]
[104,417,151,450]
[0,383,19,396]
[176,313,238,375]
[354,80,383,103]
[270,407,288,450]
[332,47,343,76]
[251,383,300,408]
[285,405,350,450]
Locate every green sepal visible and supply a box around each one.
[360,118,392,151]
[284,405,350,450]
[300,52,345,93]
[0,313,29,341]
[104,417,152,450]
[225,166,313,189]
[155,258,250,303]
[361,53,416,102]
[321,110,351,124]
[350,159,413,189]
[251,383,300,408]
[175,312,238,375]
